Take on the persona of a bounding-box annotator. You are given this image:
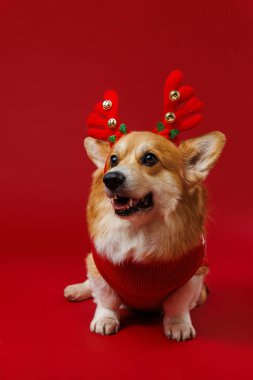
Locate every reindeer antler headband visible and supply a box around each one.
[87,70,203,145]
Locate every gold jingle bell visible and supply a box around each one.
[103,100,112,110]
[165,112,176,123]
[169,90,180,102]
[107,118,117,129]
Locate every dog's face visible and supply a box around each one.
[102,132,183,219]
[85,131,226,222]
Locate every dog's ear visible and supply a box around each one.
[179,131,226,183]
[84,137,110,168]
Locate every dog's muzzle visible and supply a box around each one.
[103,171,154,217]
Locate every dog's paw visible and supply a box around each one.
[164,322,196,342]
[64,282,91,302]
[90,317,120,336]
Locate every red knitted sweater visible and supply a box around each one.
[92,241,207,311]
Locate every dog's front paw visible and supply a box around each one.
[164,322,196,342]
[90,317,120,336]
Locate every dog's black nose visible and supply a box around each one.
[103,171,125,191]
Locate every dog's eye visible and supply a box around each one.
[110,155,118,167]
[142,153,158,167]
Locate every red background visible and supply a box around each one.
[0,0,253,379]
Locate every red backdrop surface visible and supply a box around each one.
[0,0,253,379]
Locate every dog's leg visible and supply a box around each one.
[64,279,92,301]
[89,274,121,336]
[163,274,205,341]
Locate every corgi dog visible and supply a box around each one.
[64,70,226,341]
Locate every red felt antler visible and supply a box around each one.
[87,70,203,145]
[153,70,203,142]
[87,90,128,145]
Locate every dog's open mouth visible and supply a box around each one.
[111,192,154,217]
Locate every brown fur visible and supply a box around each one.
[86,253,100,278]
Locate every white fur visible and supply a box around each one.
[88,274,121,335]
[90,306,120,335]
[163,274,205,341]
[94,211,183,264]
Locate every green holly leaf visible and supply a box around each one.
[156,121,165,131]
[169,129,179,139]
[108,135,116,143]
[119,123,127,134]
